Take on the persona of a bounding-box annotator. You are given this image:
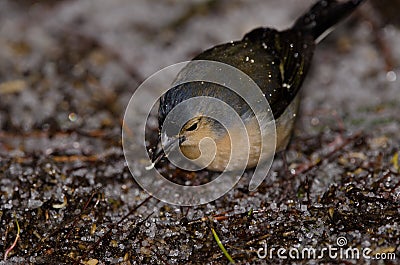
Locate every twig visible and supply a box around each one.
[187,210,235,225]
[211,227,235,264]
[65,190,99,240]
[51,155,100,163]
[4,214,21,261]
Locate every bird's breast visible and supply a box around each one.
[181,94,300,172]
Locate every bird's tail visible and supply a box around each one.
[293,0,365,43]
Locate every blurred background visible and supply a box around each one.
[0,0,398,135]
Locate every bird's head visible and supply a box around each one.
[150,80,250,171]
[152,112,230,171]
[178,115,224,160]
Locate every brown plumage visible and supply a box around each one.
[151,0,365,171]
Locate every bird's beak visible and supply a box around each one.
[146,133,185,170]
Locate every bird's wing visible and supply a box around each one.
[193,27,315,119]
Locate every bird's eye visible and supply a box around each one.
[186,121,199,131]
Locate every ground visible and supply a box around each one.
[0,0,399,264]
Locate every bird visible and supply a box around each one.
[149,0,365,172]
